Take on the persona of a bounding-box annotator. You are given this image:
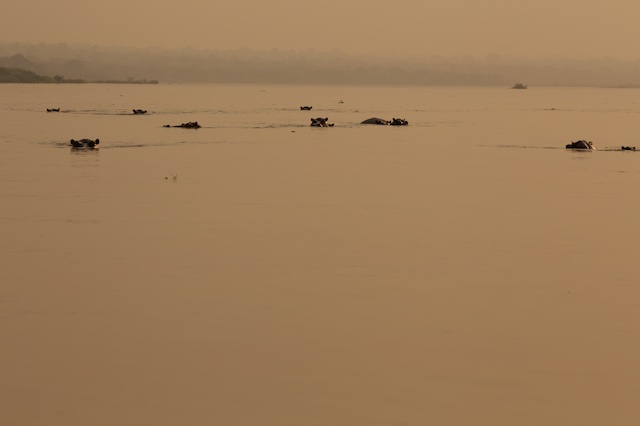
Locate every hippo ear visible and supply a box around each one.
[95,139,100,144]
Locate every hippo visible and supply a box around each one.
[361,117,390,125]
[621,146,636,151]
[300,106,313,110]
[565,140,595,150]
[164,121,201,128]
[310,117,333,127]
[390,118,409,126]
[47,108,60,112]
[70,138,100,149]
[133,109,148,114]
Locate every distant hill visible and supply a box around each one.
[0,53,48,74]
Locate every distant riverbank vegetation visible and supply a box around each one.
[0,65,158,84]
[92,78,158,84]
[0,67,56,83]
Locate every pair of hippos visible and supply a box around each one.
[70,138,100,149]
[310,117,334,127]
[164,121,201,128]
[566,141,638,151]
[361,117,409,126]
[310,117,408,127]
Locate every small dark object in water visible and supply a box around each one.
[133,109,148,114]
[621,146,636,151]
[390,118,409,126]
[165,121,201,129]
[310,117,333,127]
[512,83,528,89]
[361,117,390,125]
[47,108,60,112]
[300,106,313,110]
[565,140,595,150]
[70,138,100,149]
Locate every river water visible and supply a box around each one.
[1,83,640,425]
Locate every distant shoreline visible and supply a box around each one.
[88,79,159,84]
[0,66,158,84]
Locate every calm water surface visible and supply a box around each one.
[1,83,640,425]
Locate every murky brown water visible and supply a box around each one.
[2,84,640,425]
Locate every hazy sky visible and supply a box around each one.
[4,0,640,59]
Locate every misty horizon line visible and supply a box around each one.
[3,42,640,88]
[4,41,640,62]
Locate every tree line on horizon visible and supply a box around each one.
[0,67,88,83]
[0,65,158,84]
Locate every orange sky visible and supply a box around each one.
[4,0,640,59]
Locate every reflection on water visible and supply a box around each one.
[1,84,640,426]
[69,147,100,168]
